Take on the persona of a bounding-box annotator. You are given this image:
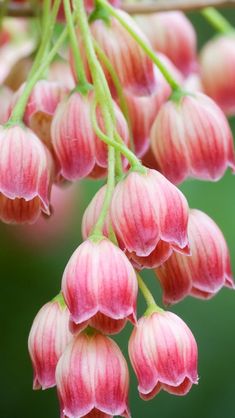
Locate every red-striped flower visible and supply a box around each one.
[62,238,138,329]
[129,311,198,399]
[6,80,68,150]
[135,11,197,76]
[28,299,72,390]
[200,35,235,116]
[110,168,189,258]
[56,333,130,418]
[51,92,128,180]
[81,11,156,96]
[0,125,53,224]
[150,92,235,184]
[155,209,234,304]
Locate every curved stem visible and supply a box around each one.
[63,0,91,94]
[201,7,234,33]
[6,25,69,125]
[137,273,163,314]
[94,40,135,152]
[28,0,61,79]
[97,0,182,92]
[91,100,145,172]
[137,274,156,307]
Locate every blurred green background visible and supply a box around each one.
[1,7,235,418]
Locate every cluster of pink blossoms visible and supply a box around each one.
[1,1,235,417]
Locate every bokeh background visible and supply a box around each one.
[1,6,235,418]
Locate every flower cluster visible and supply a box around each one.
[1,1,235,417]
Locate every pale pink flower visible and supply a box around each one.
[62,238,138,328]
[200,35,235,116]
[155,209,234,304]
[51,92,128,180]
[6,80,68,151]
[135,11,197,76]
[28,299,72,390]
[56,333,130,417]
[150,92,235,184]
[88,11,155,96]
[0,125,53,224]
[110,168,189,257]
[129,311,198,399]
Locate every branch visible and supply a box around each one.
[1,0,235,17]
[123,0,235,14]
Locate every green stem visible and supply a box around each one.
[28,0,61,79]
[6,25,69,125]
[63,0,91,94]
[97,0,181,92]
[137,273,163,315]
[137,274,156,307]
[91,99,145,172]
[201,7,234,34]
[94,40,135,152]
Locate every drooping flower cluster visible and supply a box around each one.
[1,1,235,417]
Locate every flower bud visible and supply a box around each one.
[62,238,138,328]
[56,333,130,418]
[129,311,198,399]
[135,11,197,76]
[28,298,72,390]
[0,125,53,224]
[155,209,234,304]
[110,168,189,257]
[88,11,155,96]
[200,35,235,116]
[150,92,235,184]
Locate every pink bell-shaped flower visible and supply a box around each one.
[200,35,235,116]
[6,80,68,150]
[62,238,138,328]
[129,310,198,399]
[56,333,130,418]
[155,209,234,304]
[88,11,155,96]
[110,168,189,257]
[0,125,53,224]
[135,11,197,76]
[51,91,128,180]
[28,298,72,390]
[150,92,235,184]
